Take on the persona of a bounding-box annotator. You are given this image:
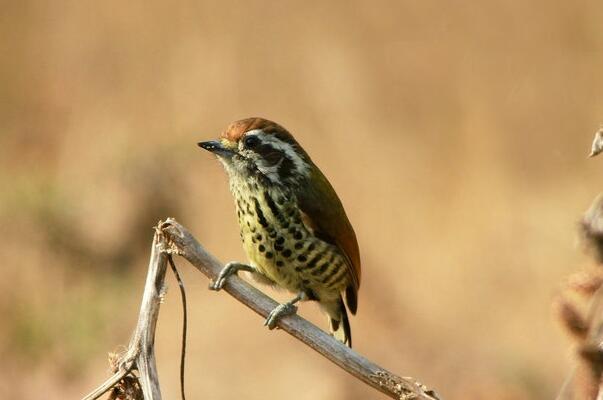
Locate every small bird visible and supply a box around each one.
[198,118,360,347]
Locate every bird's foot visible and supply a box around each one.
[209,262,254,291]
[264,302,299,330]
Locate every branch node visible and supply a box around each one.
[370,370,441,400]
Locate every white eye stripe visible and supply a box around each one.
[244,129,263,137]
[244,129,310,178]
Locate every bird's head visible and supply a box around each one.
[199,118,313,185]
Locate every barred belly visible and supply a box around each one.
[230,179,349,302]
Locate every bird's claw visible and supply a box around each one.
[209,273,227,291]
[209,272,229,291]
[264,302,298,330]
[209,262,253,291]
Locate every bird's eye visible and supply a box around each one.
[244,135,260,149]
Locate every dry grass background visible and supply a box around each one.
[2,1,603,399]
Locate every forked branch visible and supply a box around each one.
[82,218,441,400]
[82,228,169,400]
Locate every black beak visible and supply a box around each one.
[197,140,236,158]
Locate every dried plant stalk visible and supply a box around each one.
[81,219,442,400]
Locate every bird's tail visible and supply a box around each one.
[326,297,352,347]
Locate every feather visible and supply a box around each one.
[296,165,361,314]
[220,117,361,314]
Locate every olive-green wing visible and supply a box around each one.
[295,166,361,313]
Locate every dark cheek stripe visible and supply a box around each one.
[278,156,295,179]
[256,143,281,165]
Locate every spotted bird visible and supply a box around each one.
[199,118,361,347]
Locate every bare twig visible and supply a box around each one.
[81,368,134,400]
[556,285,603,400]
[557,195,603,400]
[82,227,169,400]
[83,219,441,400]
[160,218,441,400]
[589,128,603,158]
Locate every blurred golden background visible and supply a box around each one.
[2,1,603,399]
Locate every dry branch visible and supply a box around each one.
[589,128,603,158]
[556,286,603,400]
[557,195,603,400]
[82,228,168,400]
[82,219,441,400]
